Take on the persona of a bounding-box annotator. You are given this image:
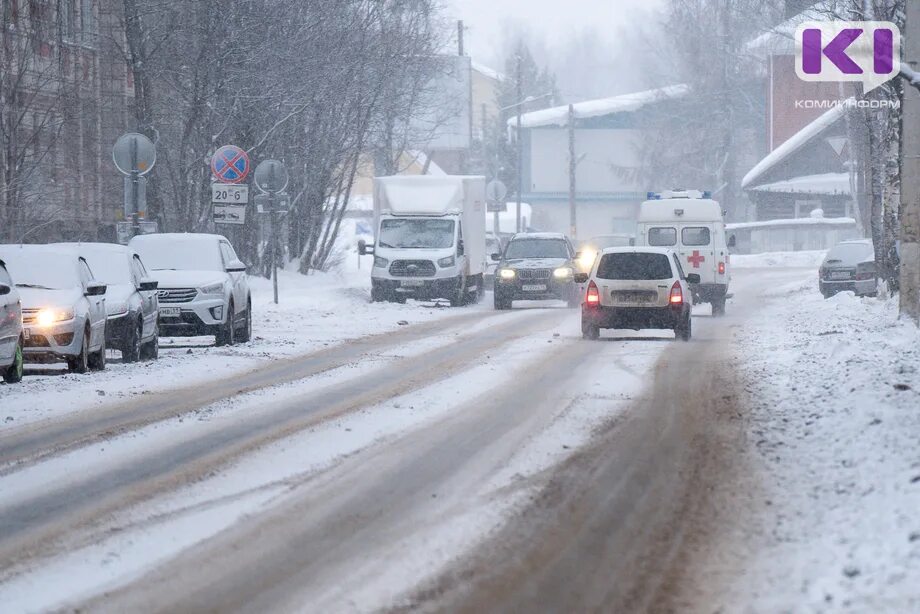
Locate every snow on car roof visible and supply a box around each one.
[131,233,225,244]
[510,232,567,240]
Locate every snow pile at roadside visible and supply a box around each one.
[733,282,920,610]
[731,250,826,269]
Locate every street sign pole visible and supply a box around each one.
[270,190,278,305]
[254,160,289,306]
[131,137,139,239]
[113,133,156,241]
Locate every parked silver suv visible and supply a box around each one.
[130,234,251,346]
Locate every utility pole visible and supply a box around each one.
[457,20,464,56]
[568,104,577,240]
[901,0,920,324]
[516,54,523,234]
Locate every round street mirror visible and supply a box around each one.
[113,133,157,176]
[254,160,289,194]
[486,179,508,203]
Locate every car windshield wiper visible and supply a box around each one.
[15,283,53,290]
[377,242,395,248]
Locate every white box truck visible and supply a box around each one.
[359,176,487,306]
[636,190,732,315]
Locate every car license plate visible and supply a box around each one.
[401,280,425,287]
[23,328,30,340]
[522,284,547,292]
[830,271,852,280]
[159,307,182,318]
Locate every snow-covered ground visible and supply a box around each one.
[688,274,920,610]
[0,256,486,428]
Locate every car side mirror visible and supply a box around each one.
[226,261,247,273]
[574,251,583,260]
[490,253,501,262]
[0,284,10,296]
[574,273,589,284]
[85,282,107,297]
[686,273,701,285]
[139,279,159,292]
[728,235,737,248]
[358,239,374,256]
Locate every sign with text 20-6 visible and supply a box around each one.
[796,21,900,93]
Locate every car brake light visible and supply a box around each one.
[670,281,683,305]
[586,281,600,306]
[718,261,725,275]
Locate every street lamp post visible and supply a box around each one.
[501,92,554,234]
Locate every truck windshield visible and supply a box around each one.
[504,239,569,259]
[379,219,455,249]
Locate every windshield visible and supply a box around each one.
[504,239,569,260]
[0,250,79,289]
[597,253,673,281]
[80,251,131,285]
[132,238,224,272]
[826,242,873,265]
[378,219,455,249]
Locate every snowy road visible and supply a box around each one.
[0,265,855,612]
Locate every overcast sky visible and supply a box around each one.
[446,0,665,100]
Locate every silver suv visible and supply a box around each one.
[130,234,251,346]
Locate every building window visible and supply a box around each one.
[80,0,95,43]
[61,0,76,41]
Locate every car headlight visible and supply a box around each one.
[36,308,75,327]
[438,255,456,268]
[374,256,389,269]
[499,268,516,280]
[578,250,597,269]
[554,267,574,279]
[108,302,129,316]
[199,283,224,295]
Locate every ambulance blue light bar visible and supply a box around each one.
[647,190,713,201]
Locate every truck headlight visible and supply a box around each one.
[554,267,574,279]
[499,269,516,280]
[374,256,389,269]
[36,308,75,327]
[438,255,456,268]
[199,283,224,295]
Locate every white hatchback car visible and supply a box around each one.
[130,233,251,346]
[575,247,699,341]
[0,258,24,383]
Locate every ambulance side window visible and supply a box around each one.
[681,227,711,246]
[648,227,677,246]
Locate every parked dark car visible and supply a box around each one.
[61,243,160,361]
[819,240,877,298]
[492,233,580,310]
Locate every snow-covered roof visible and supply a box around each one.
[741,99,850,189]
[746,1,835,57]
[747,172,851,196]
[510,85,689,129]
[471,60,505,83]
[727,216,856,231]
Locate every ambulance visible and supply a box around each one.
[636,190,731,315]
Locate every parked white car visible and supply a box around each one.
[61,243,160,361]
[0,245,108,373]
[129,233,251,346]
[575,247,699,341]
[0,258,24,383]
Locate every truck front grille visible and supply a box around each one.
[390,260,436,278]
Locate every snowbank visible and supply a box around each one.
[731,250,826,269]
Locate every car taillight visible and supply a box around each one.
[718,261,725,275]
[856,262,876,281]
[669,281,683,305]
[586,281,600,306]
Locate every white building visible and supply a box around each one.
[510,85,688,240]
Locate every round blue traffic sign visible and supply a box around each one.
[211,145,251,184]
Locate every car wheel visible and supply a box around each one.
[371,285,385,303]
[675,313,692,342]
[582,321,600,341]
[88,330,107,371]
[216,302,235,346]
[141,326,159,361]
[68,327,91,374]
[493,294,511,310]
[238,300,252,343]
[122,320,142,363]
[450,275,467,308]
[3,339,24,384]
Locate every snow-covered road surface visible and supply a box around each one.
[1,263,914,612]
